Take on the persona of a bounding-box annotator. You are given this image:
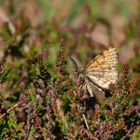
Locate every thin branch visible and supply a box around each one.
[0,101,25,120]
[24,102,33,140]
[82,114,89,130]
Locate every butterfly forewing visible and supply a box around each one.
[84,47,118,90]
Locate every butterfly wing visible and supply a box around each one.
[85,77,104,97]
[84,47,118,90]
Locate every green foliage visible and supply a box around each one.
[0,67,11,82]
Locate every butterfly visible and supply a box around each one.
[71,47,118,98]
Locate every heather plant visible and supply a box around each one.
[0,1,140,140]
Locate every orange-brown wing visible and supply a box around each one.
[84,47,118,89]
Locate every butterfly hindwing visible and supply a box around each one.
[85,77,104,97]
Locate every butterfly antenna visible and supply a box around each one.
[70,57,80,75]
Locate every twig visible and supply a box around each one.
[24,102,33,140]
[82,114,89,130]
[0,101,25,120]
